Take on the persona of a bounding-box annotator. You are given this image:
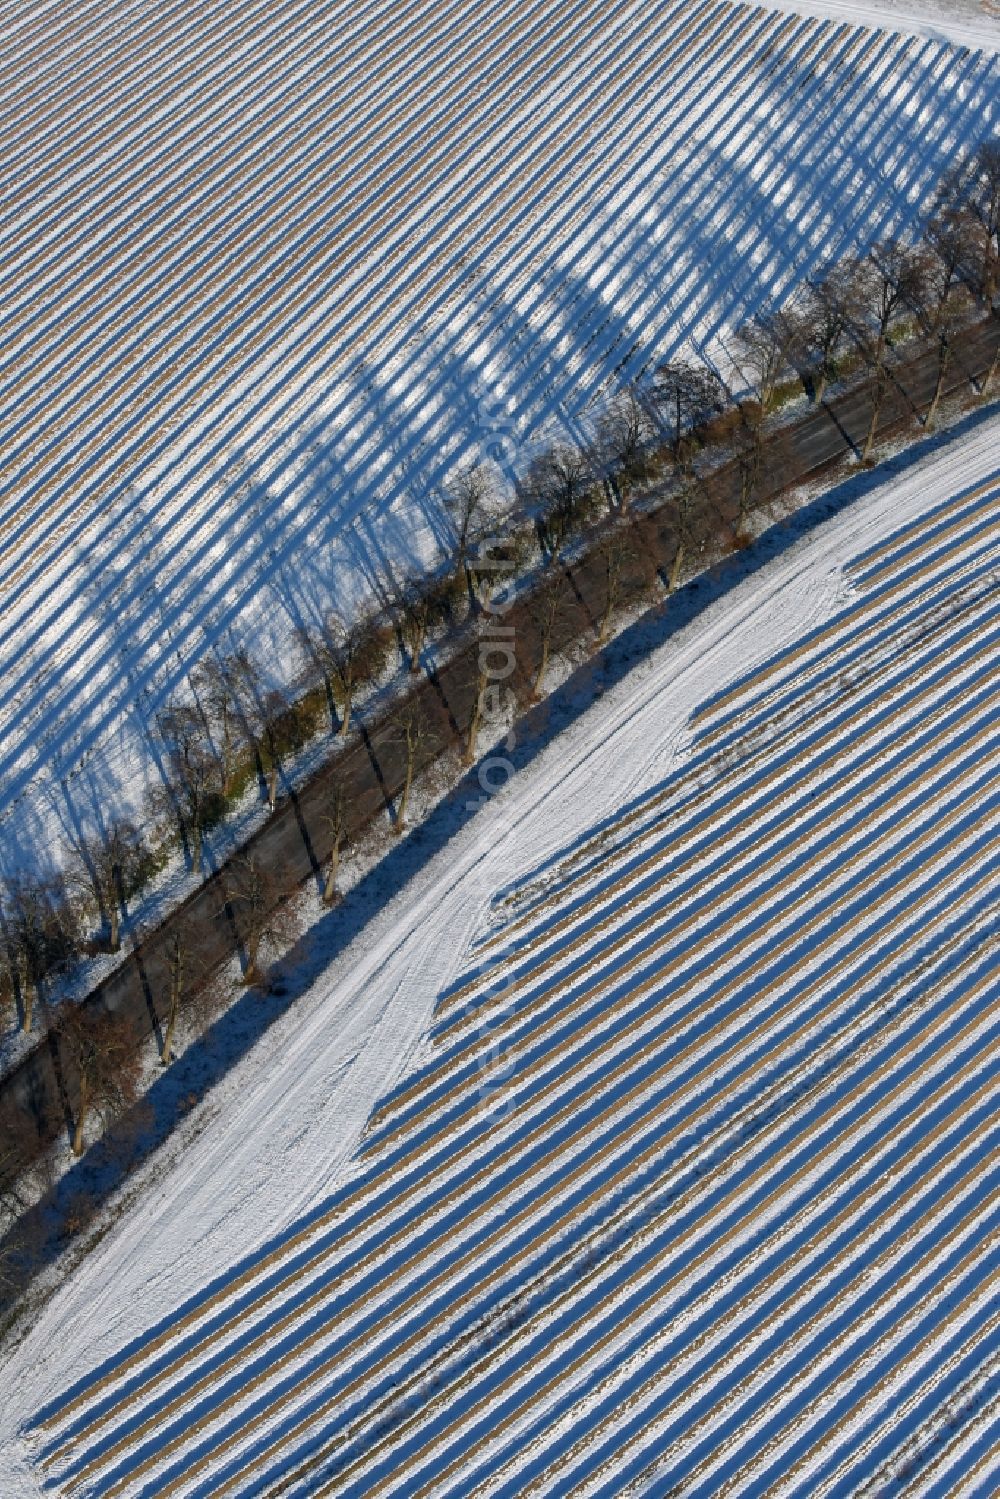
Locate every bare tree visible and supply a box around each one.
[390,706,421,833]
[861,240,930,365]
[161,927,184,1066]
[956,139,1000,300]
[981,314,1000,400]
[733,313,787,412]
[461,624,495,767]
[653,361,725,462]
[160,922,190,1067]
[522,444,598,563]
[796,268,861,402]
[594,528,635,647]
[594,388,657,509]
[758,298,820,399]
[320,784,348,905]
[154,703,226,874]
[64,820,152,953]
[297,611,389,740]
[463,665,489,767]
[923,209,984,327]
[860,359,893,466]
[846,242,930,465]
[945,140,1000,392]
[0,958,13,1034]
[667,531,687,593]
[467,518,537,603]
[647,366,728,586]
[396,579,433,675]
[59,1005,140,1156]
[732,415,765,525]
[381,699,443,833]
[442,462,499,607]
[655,468,710,594]
[392,575,456,677]
[196,653,302,811]
[222,855,300,986]
[0,876,78,1034]
[190,649,259,796]
[924,284,976,429]
[153,912,225,1066]
[254,687,301,811]
[524,569,569,702]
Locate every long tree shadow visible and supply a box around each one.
[4,395,995,1334]
[2,3,996,880]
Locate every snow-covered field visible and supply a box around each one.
[2,0,999,878]
[768,0,1000,50]
[4,409,997,1497]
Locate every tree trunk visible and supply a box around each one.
[861,369,888,465]
[531,633,551,702]
[980,334,1000,401]
[668,540,686,594]
[323,839,342,905]
[861,406,879,464]
[814,369,828,405]
[325,678,339,736]
[408,621,426,674]
[925,344,951,431]
[738,467,753,525]
[875,328,888,370]
[597,567,620,647]
[932,286,950,333]
[222,712,233,796]
[395,749,415,832]
[242,935,260,986]
[161,954,182,1064]
[108,903,120,953]
[191,824,203,875]
[736,425,762,525]
[463,677,486,766]
[72,1076,89,1156]
[462,560,480,617]
[21,979,33,1034]
[267,765,278,810]
[339,687,352,740]
[159,998,177,1065]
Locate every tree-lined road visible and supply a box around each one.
[1,315,996,1188]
